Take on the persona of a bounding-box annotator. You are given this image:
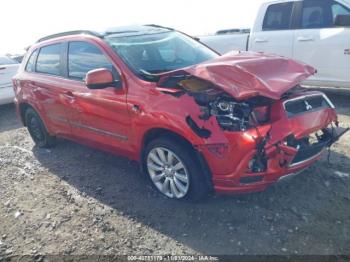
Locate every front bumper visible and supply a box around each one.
[199,93,348,194]
[214,126,347,194]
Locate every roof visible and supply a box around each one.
[263,0,350,5]
[36,25,173,43]
[104,25,173,38]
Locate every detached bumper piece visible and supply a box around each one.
[289,126,349,167]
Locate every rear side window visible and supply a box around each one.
[36,44,61,76]
[301,0,333,29]
[68,41,115,80]
[263,2,294,30]
[25,50,38,72]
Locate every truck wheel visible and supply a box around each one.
[143,137,210,201]
[25,108,56,148]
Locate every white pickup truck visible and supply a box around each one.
[0,56,19,105]
[200,0,350,89]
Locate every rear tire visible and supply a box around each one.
[25,108,56,148]
[143,137,210,202]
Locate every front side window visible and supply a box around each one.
[25,49,38,72]
[68,41,116,80]
[301,0,334,29]
[331,1,350,21]
[105,31,218,80]
[36,44,61,76]
[263,2,294,31]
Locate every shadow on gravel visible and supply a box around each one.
[32,138,350,255]
[0,103,22,133]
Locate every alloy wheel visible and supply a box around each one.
[147,147,190,198]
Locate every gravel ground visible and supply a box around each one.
[0,89,350,257]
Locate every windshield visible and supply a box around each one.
[105,31,218,80]
[0,56,17,65]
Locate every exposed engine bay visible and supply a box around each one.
[161,77,280,132]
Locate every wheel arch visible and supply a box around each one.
[19,102,50,132]
[19,102,34,126]
[140,127,214,192]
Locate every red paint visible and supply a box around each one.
[13,33,341,195]
[158,51,316,100]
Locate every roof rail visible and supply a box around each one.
[144,24,174,31]
[37,30,102,43]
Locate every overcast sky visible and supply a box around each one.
[1,0,268,54]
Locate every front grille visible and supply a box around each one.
[284,95,331,118]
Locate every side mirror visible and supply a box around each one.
[335,14,350,27]
[85,68,121,89]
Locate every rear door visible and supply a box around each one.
[249,2,295,58]
[30,43,72,135]
[293,0,350,88]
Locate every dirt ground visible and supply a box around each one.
[0,89,350,257]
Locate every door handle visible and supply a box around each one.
[297,36,314,42]
[131,104,141,114]
[63,91,75,103]
[64,91,75,98]
[0,67,6,70]
[255,38,268,43]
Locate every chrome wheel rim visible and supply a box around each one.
[147,147,190,199]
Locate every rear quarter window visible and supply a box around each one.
[263,2,294,31]
[25,50,38,73]
[36,44,61,76]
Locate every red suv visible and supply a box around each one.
[13,25,347,201]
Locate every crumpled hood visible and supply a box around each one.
[158,51,316,100]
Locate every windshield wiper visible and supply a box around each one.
[139,69,162,81]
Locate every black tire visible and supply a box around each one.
[25,108,56,148]
[143,137,211,202]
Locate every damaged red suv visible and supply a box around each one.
[13,25,348,201]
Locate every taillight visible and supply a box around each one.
[12,79,20,92]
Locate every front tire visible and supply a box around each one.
[143,137,210,201]
[25,108,56,148]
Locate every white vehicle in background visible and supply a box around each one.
[0,56,19,105]
[200,0,350,89]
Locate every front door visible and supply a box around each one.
[62,41,131,152]
[293,0,350,88]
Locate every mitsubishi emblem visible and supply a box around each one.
[304,100,313,111]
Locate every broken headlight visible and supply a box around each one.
[210,98,252,131]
